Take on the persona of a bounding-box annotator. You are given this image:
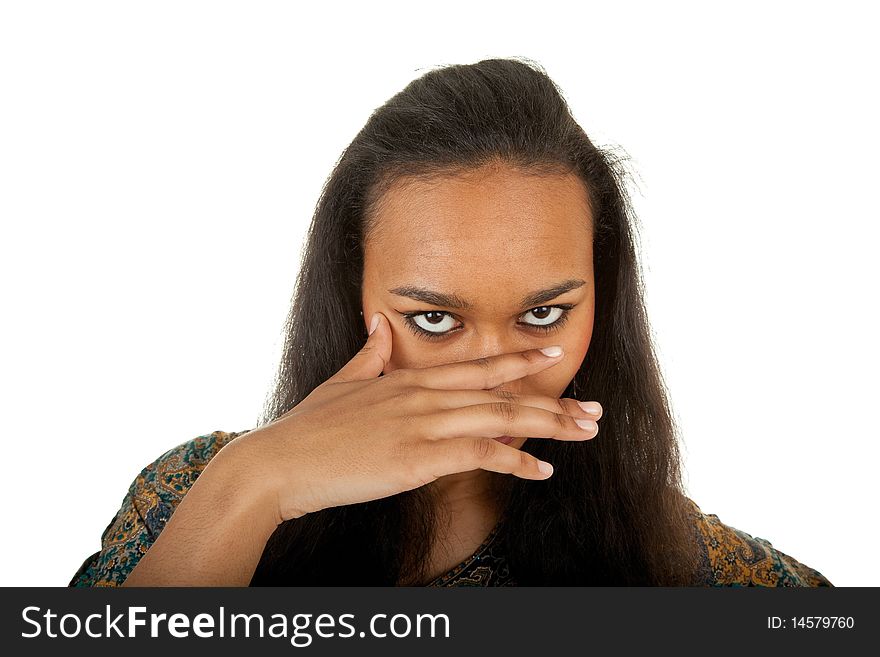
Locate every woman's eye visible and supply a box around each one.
[522,305,565,327]
[402,304,574,341]
[408,311,459,335]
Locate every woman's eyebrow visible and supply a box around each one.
[387,278,586,309]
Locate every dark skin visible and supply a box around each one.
[361,161,600,580]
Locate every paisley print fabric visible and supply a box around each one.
[69,430,833,587]
[694,504,832,587]
[426,520,514,586]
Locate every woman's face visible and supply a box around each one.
[361,162,595,452]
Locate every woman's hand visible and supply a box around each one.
[228,312,603,525]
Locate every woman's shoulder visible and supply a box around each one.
[684,497,833,587]
[69,428,254,587]
[127,428,253,525]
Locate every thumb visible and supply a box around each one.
[328,312,391,384]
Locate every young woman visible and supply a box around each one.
[70,57,832,587]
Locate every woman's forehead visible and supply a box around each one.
[368,229,590,280]
[362,176,594,310]
[364,167,593,265]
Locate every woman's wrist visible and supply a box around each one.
[211,426,319,526]
[120,433,284,587]
[205,431,288,530]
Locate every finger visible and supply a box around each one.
[405,346,566,391]
[415,388,602,422]
[422,402,600,442]
[326,312,392,384]
[429,436,554,480]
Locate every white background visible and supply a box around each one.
[1,1,876,587]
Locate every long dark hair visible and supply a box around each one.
[249,57,703,586]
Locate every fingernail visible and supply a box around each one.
[369,313,379,335]
[575,418,598,432]
[539,345,563,357]
[537,460,554,475]
[577,401,601,415]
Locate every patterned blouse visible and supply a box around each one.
[69,430,833,587]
